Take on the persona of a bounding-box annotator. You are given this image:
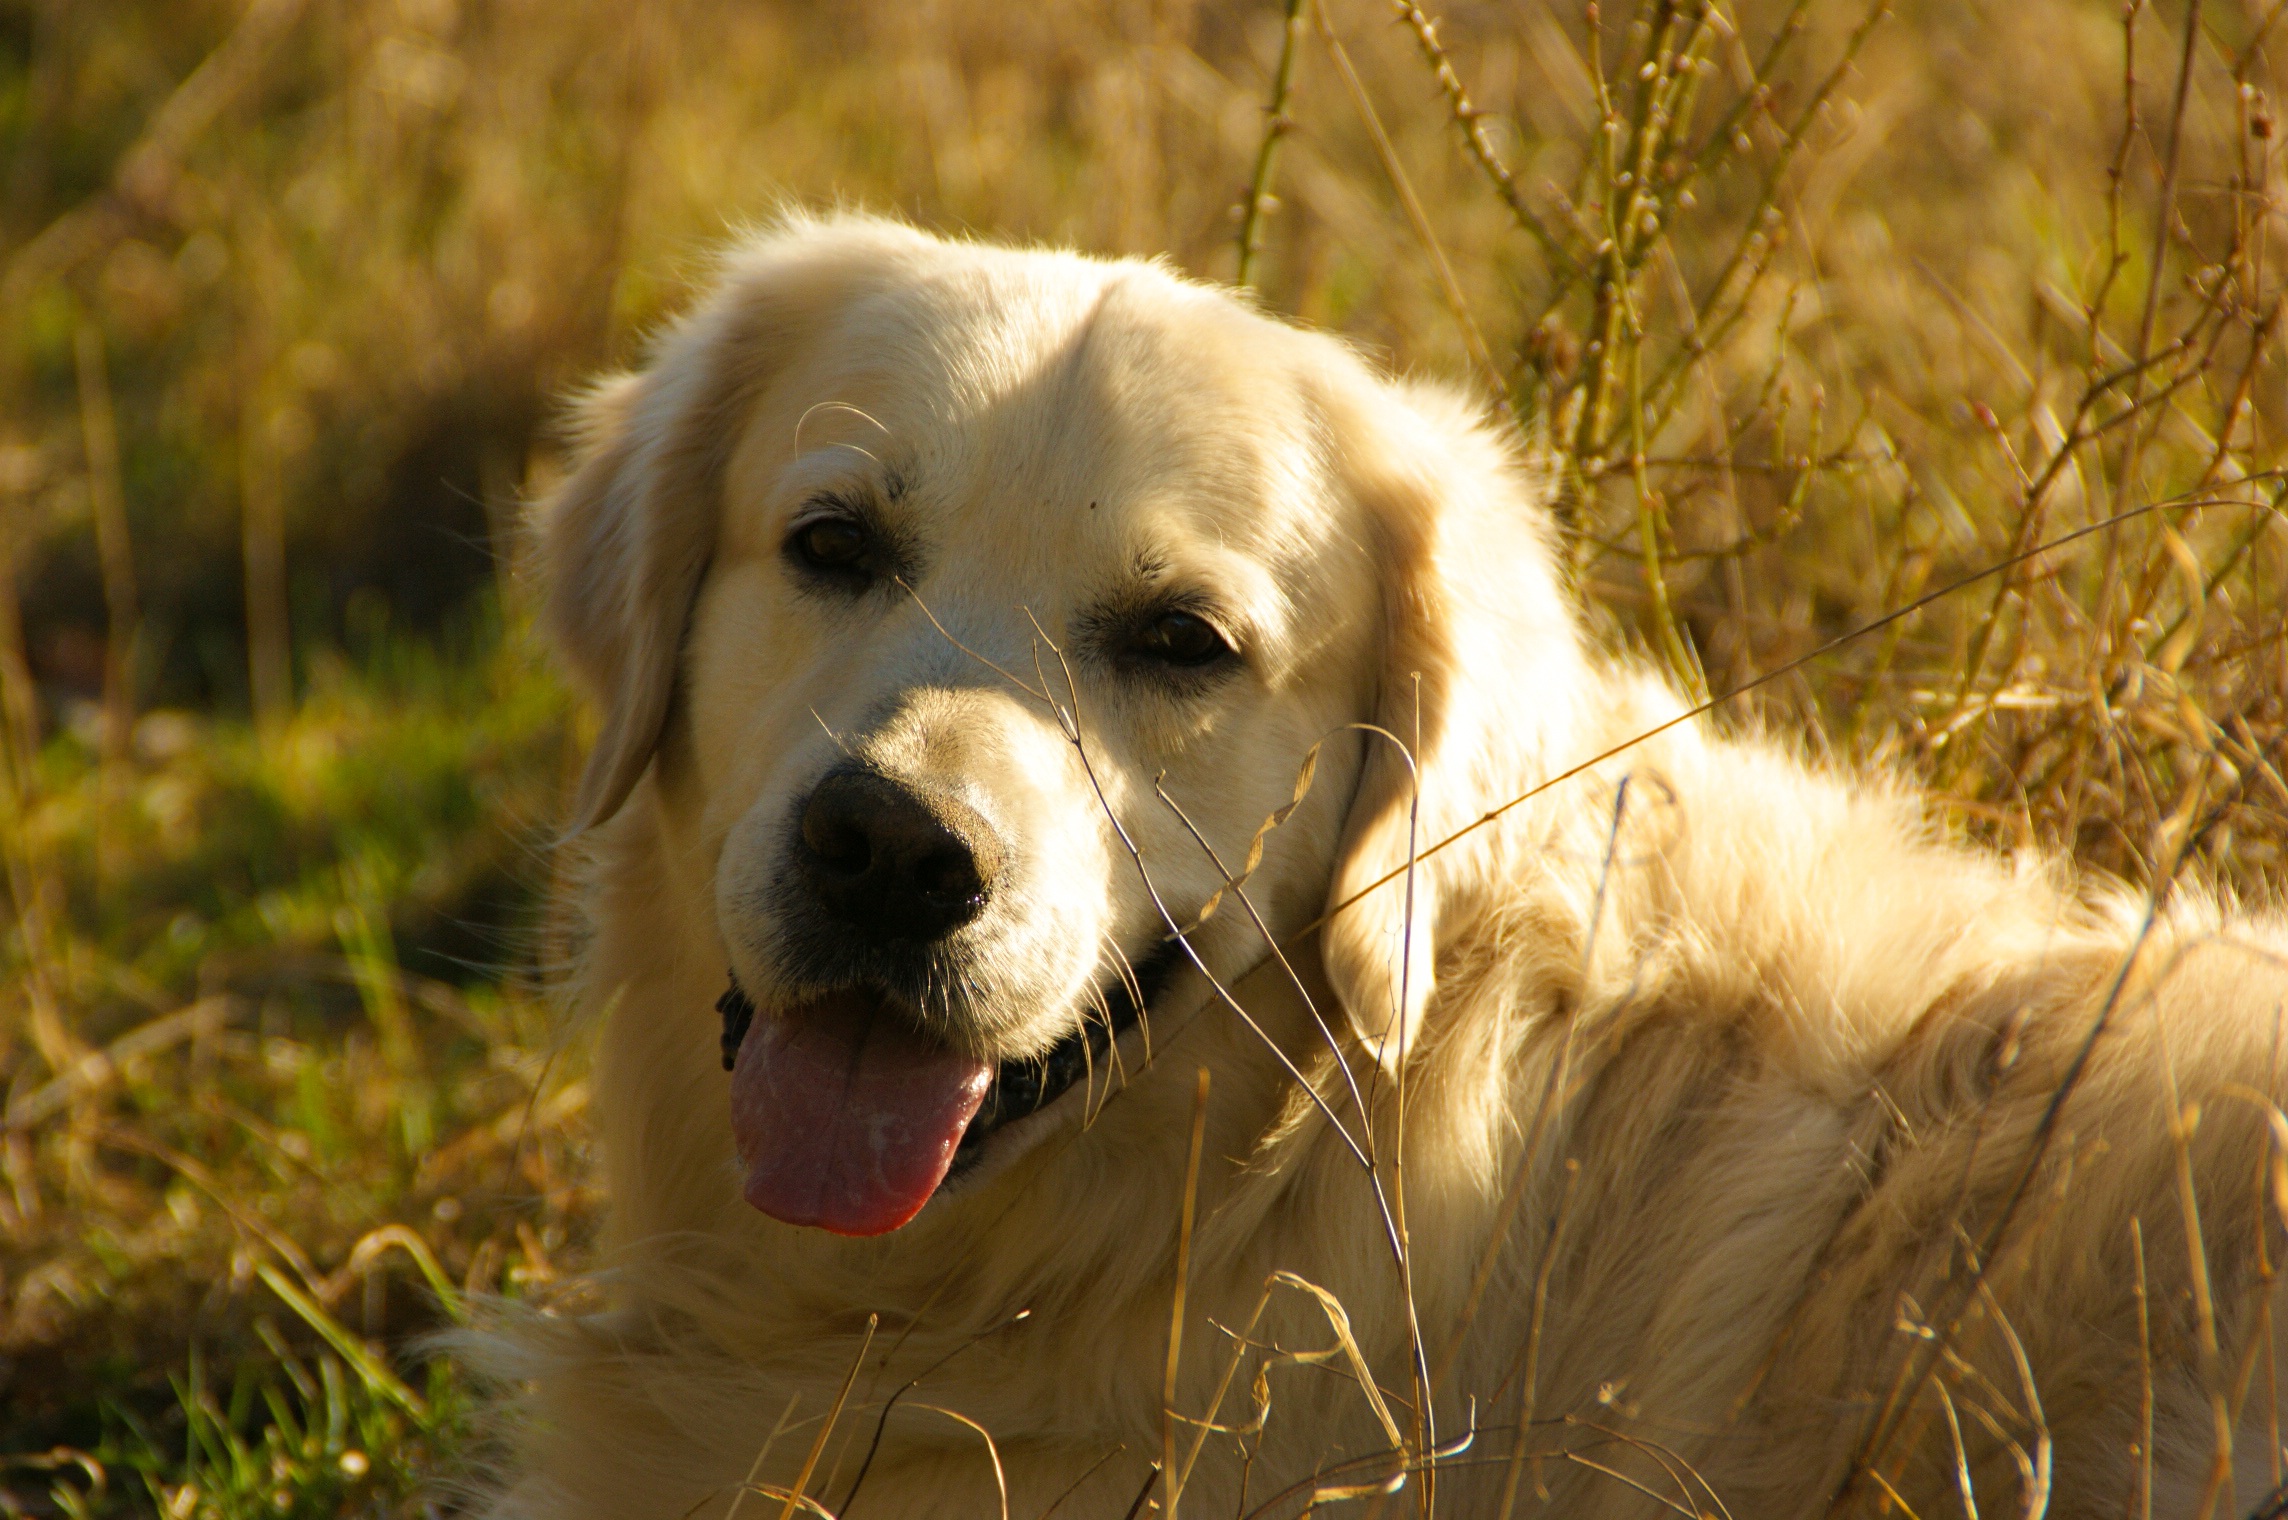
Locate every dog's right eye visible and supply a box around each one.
[1131,610,1231,668]
[788,517,872,579]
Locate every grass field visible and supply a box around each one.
[1,0,2283,1513]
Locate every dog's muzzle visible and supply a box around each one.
[716,940,1181,1238]
[713,764,1180,1236]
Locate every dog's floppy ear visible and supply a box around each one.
[538,217,928,830]
[1314,376,1582,1072]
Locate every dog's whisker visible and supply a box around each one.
[792,398,895,456]
[1106,936,1145,1018]
[807,706,856,757]
[1077,995,1102,1129]
[1081,937,1135,1124]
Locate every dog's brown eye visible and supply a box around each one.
[1133,610,1231,668]
[791,517,869,574]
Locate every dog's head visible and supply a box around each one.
[541,216,1584,1236]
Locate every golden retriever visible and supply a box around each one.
[475,214,2288,1519]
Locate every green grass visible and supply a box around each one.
[0,604,587,1513]
[38,1306,470,1520]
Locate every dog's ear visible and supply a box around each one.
[537,217,928,830]
[1314,376,1581,1072]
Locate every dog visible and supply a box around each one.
[474,214,2288,1519]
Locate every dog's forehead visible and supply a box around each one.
[805,263,1331,559]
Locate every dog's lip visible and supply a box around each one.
[950,939,1184,1167]
[716,940,1184,1172]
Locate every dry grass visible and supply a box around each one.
[0,0,2283,1513]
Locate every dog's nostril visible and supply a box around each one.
[801,811,872,876]
[914,847,983,907]
[795,767,1005,941]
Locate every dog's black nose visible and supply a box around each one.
[796,768,1004,941]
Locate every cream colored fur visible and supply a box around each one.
[474,215,2288,1519]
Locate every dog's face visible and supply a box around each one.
[544,220,1573,1239]
[689,259,1385,1233]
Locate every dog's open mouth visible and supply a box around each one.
[717,944,1178,1236]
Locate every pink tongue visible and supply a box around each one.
[728,991,992,1236]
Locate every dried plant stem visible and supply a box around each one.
[1494,1157,1579,1520]
[1631,1,1890,448]
[1972,1280,2051,1516]
[1936,325,2233,749]
[1935,1384,1978,1520]
[1162,1066,1211,1519]
[1390,0,1569,270]
[723,1394,803,1520]
[1119,1463,1162,1520]
[239,323,292,731]
[1176,1278,1277,1494]
[2135,1217,2154,1520]
[1685,0,1811,188]
[1569,0,1624,467]
[835,1308,1035,1514]
[2151,991,2236,1520]
[1316,3,1510,416]
[775,1314,877,1520]
[0,523,37,798]
[1296,492,2200,950]
[2130,0,2207,431]
[1628,309,1706,701]
[0,504,60,1061]
[2099,0,2207,646]
[74,322,136,775]
[904,1405,1008,1520]
[2259,1073,2286,1499]
[1235,0,1307,289]
[2092,0,2146,359]
[1037,1445,1125,1520]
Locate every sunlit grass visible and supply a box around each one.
[0,605,587,1511]
[42,1311,470,1520]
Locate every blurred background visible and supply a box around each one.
[1,0,2282,1512]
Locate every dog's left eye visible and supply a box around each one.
[785,513,886,588]
[1130,610,1232,668]
[792,517,869,571]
